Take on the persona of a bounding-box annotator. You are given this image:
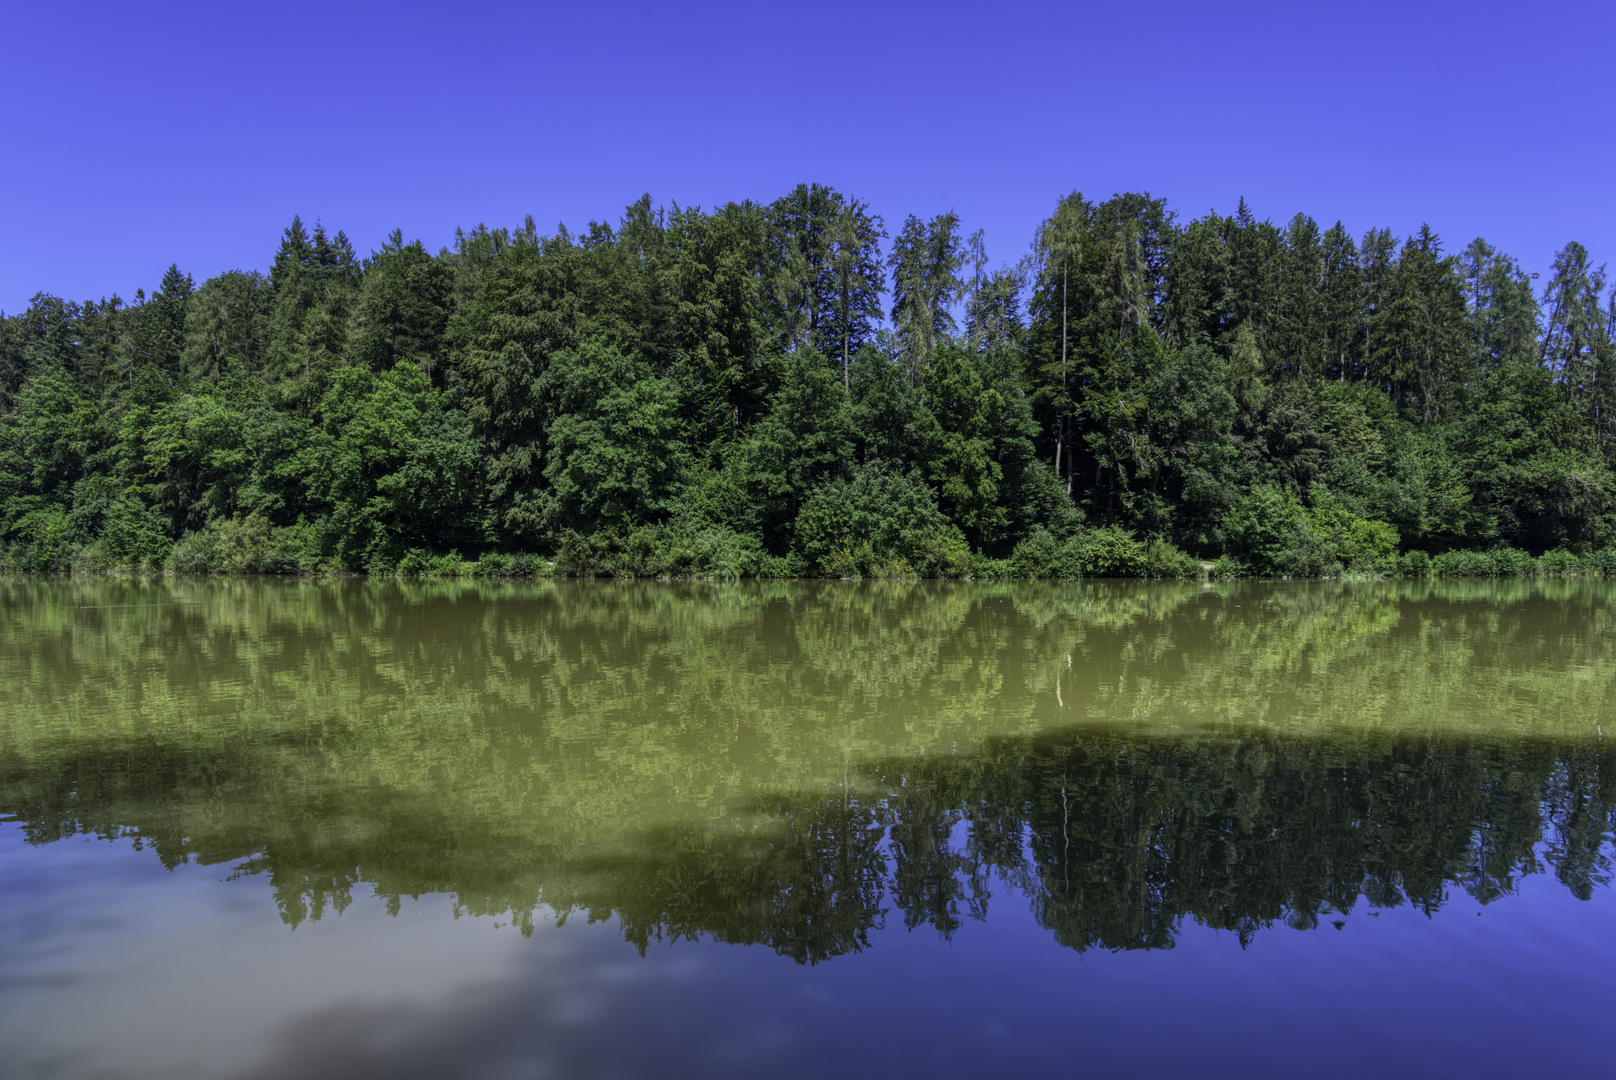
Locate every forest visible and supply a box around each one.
[3,184,1614,578]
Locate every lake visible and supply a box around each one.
[1,576,1612,1079]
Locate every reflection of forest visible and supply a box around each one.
[1,577,1613,961]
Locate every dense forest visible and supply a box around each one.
[3,185,1615,577]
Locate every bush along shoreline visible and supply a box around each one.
[9,508,1616,581]
[7,185,1616,579]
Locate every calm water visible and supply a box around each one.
[1,577,1613,1079]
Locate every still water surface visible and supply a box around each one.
[1,577,1613,1079]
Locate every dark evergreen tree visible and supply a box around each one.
[887,211,963,379]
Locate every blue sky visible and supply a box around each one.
[4,0,1612,312]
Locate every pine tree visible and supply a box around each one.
[887,212,964,380]
[1319,223,1360,380]
[1271,213,1325,379]
[824,199,885,387]
[183,271,266,382]
[1540,241,1613,450]
[350,230,454,378]
[1358,228,1398,391]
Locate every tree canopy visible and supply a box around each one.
[3,185,1614,576]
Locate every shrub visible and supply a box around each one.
[1430,549,1494,577]
[1306,490,1398,573]
[70,541,117,573]
[1067,526,1149,577]
[553,525,770,579]
[166,514,305,574]
[1425,547,1541,577]
[1142,538,1202,579]
[1490,547,1534,576]
[395,550,470,577]
[1009,528,1061,578]
[1007,526,1196,579]
[471,552,549,578]
[553,530,615,576]
[971,554,1015,580]
[1272,527,1343,578]
[9,506,74,571]
[1398,550,1432,577]
[98,497,172,569]
[909,526,973,578]
[1210,554,1249,579]
[1223,485,1307,574]
[794,465,970,578]
[1223,485,1343,576]
[1538,548,1579,576]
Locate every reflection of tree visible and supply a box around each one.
[997,733,1616,950]
[599,791,891,964]
[0,577,1613,962]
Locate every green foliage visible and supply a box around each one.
[1,505,74,571]
[7,186,1616,578]
[794,464,970,578]
[95,496,172,569]
[467,552,550,578]
[736,347,854,547]
[541,342,685,536]
[1428,547,1536,578]
[1142,537,1203,578]
[1589,548,1616,575]
[309,362,483,569]
[1306,489,1399,573]
[1222,484,1400,577]
[1223,485,1329,576]
[1398,550,1432,577]
[1008,528,1062,578]
[1398,546,1616,578]
[1008,525,1197,579]
[166,513,306,574]
[394,550,472,577]
[969,554,1016,580]
[1538,548,1579,576]
[554,524,776,580]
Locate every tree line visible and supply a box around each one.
[3,185,1614,576]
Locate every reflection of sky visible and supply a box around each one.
[3,825,1613,1080]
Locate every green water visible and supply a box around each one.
[1,577,1613,1078]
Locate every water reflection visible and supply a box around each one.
[0,577,1612,962]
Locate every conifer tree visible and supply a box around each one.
[887,212,963,380]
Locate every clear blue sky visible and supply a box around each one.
[4,0,1612,312]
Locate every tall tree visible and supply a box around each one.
[887,211,964,379]
[1270,213,1325,379]
[183,271,266,382]
[349,230,454,379]
[767,183,838,353]
[1319,223,1360,380]
[1028,193,1088,493]
[1460,239,1539,372]
[824,199,885,386]
[1540,241,1613,451]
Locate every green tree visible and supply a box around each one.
[541,342,684,536]
[1540,241,1613,453]
[888,211,964,379]
[307,362,483,568]
[350,230,454,379]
